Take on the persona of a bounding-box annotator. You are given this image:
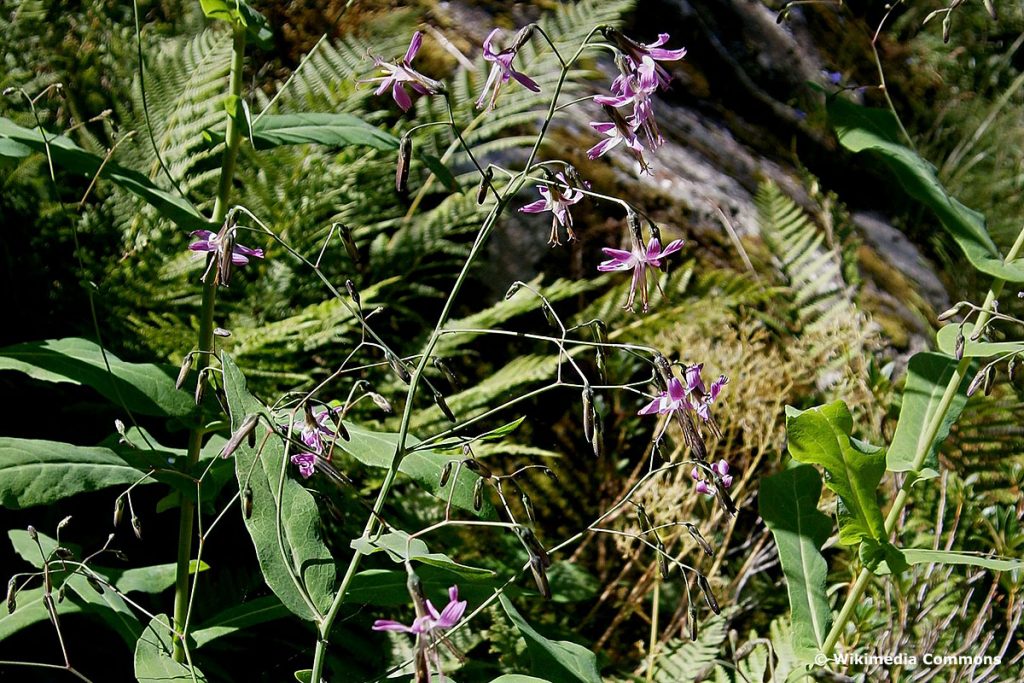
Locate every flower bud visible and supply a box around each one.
[54,547,74,561]
[511,24,536,51]
[521,490,536,523]
[937,302,964,321]
[1009,355,1019,383]
[386,352,411,384]
[217,228,236,286]
[338,223,362,270]
[473,478,485,511]
[113,496,125,527]
[220,413,260,459]
[688,603,698,640]
[131,514,143,540]
[370,392,393,414]
[983,365,995,396]
[505,282,522,300]
[396,134,412,194]
[6,577,16,614]
[176,353,194,390]
[87,575,105,595]
[476,167,493,205]
[345,279,360,305]
[528,554,551,599]
[214,327,231,337]
[194,374,206,405]
[967,369,986,397]
[954,331,965,360]
[697,574,720,614]
[27,526,37,542]
[433,358,461,391]
[581,385,595,444]
[242,485,253,520]
[462,458,492,479]
[686,524,715,556]
[439,461,453,488]
[433,389,456,424]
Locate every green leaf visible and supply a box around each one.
[785,401,886,545]
[433,417,527,451]
[887,352,969,482]
[199,0,273,48]
[859,538,910,576]
[0,438,166,509]
[344,567,498,606]
[759,466,833,662]
[498,593,601,683]
[0,337,196,419]
[489,677,552,683]
[827,97,1024,282]
[351,530,494,577]
[223,354,336,621]
[108,560,210,595]
[134,614,208,682]
[206,113,399,151]
[191,596,291,648]
[936,322,1024,358]
[419,152,460,192]
[340,423,494,518]
[0,117,207,230]
[902,549,1024,572]
[0,587,84,641]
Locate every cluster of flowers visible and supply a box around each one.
[373,584,467,681]
[284,405,343,479]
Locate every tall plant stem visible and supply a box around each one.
[306,30,598,681]
[821,223,1024,657]
[171,24,246,664]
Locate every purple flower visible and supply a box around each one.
[691,460,733,496]
[639,377,688,416]
[588,104,652,174]
[290,452,319,479]
[519,173,586,245]
[476,28,540,110]
[188,230,264,266]
[363,31,443,112]
[373,585,467,635]
[598,237,683,311]
[606,30,687,92]
[684,363,728,422]
[596,75,663,150]
[824,70,842,85]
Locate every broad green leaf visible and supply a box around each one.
[0,586,84,641]
[498,593,601,683]
[887,352,969,482]
[107,560,210,595]
[134,614,208,682]
[205,113,399,151]
[785,401,886,545]
[902,549,1024,572]
[223,354,336,621]
[344,567,498,607]
[827,97,1024,282]
[0,117,207,230]
[350,530,494,577]
[339,423,494,518]
[0,337,196,419]
[759,466,833,662]
[419,152,461,192]
[0,438,169,509]
[489,677,552,683]
[859,538,910,576]
[191,596,291,648]
[936,322,1024,358]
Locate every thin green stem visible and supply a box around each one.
[171,24,246,664]
[821,223,1024,657]
[308,30,600,682]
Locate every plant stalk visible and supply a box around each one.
[821,224,1024,657]
[171,24,247,664]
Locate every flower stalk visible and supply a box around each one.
[171,23,247,664]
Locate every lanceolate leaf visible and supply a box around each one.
[0,438,168,509]
[499,593,601,683]
[223,354,336,622]
[936,322,1024,358]
[827,97,1024,282]
[887,352,969,482]
[350,530,495,577]
[0,117,207,230]
[902,549,1024,571]
[759,466,833,662]
[134,614,208,683]
[785,401,886,545]
[0,337,196,419]
[205,113,399,151]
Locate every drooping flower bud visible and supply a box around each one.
[439,461,453,488]
[113,496,125,527]
[396,134,412,194]
[937,302,964,321]
[476,167,493,205]
[473,478,485,511]
[176,353,194,390]
[220,413,260,459]
[686,524,715,557]
[433,358,461,391]
[433,389,456,424]
[6,578,17,614]
[696,574,720,614]
[370,392,393,414]
[505,282,522,300]
[242,485,253,520]
[385,352,411,384]
[131,514,143,540]
[338,223,362,270]
[581,385,595,444]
